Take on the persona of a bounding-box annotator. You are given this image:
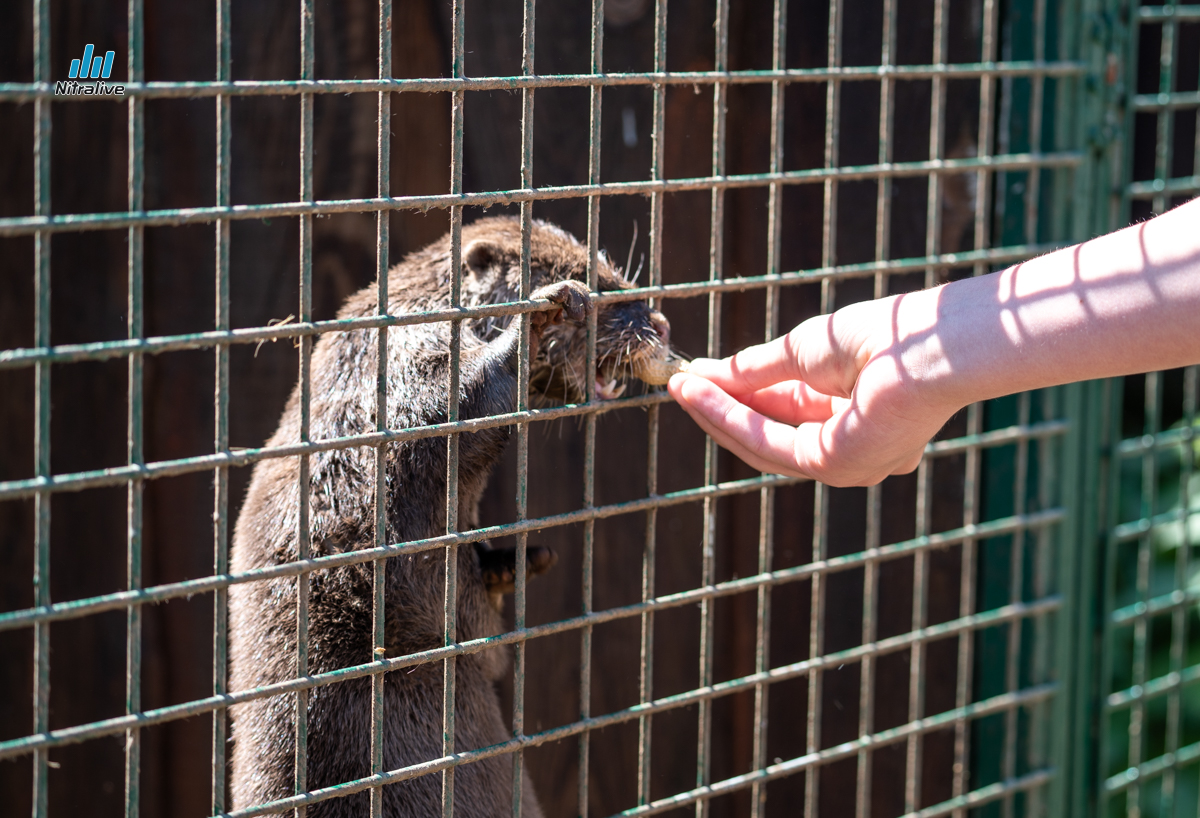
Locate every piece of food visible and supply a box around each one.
[634,354,689,385]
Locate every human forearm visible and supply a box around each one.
[900,197,1200,412]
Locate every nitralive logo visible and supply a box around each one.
[54,44,125,96]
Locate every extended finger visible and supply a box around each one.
[683,333,804,398]
[674,374,920,487]
[669,374,814,478]
[737,381,838,426]
[679,404,800,477]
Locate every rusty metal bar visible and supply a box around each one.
[31,0,52,813]
[124,0,145,813]
[0,60,1090,103]
[0,152,1085,239]
[296,2,316,815]
[212,0,233,809]
[442,2,466,814]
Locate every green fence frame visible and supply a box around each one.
[1,0,1196,816]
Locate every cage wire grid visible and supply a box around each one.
[0,0,1129,815]
[1096,2,1200,815]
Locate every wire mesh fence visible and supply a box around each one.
[1096,4,1200,816]
[0,0,1182,816]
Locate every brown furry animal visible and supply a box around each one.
[229,217,671,816]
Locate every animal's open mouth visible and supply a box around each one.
[595,375,626,400]
[593,347,682,399]
[594,360,627,400]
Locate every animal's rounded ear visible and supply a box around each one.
[463,240,503,280]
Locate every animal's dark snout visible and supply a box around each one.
[607,300,667,343]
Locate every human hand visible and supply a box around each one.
[667,295,958,487]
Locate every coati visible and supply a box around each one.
[229,217,674,816]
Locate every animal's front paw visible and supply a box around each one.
[478,544,558,599]
[530,279,592,328]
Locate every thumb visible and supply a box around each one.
[686,306,877,400]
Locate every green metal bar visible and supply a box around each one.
[906,458,931,813]
[1137,3,1200,19]
[904,771,1056,818]
[1124,372,1163,816]
[1053,379,1103,818]
[806,477,830,818]
[627,699,1058,818]
[370,2,391,815]
[1132,89,1200,109]
[1053,4,1126,806]
[0,445,1064,644]
[0,152,1086,238]
[864,2,899,798]
[443,3,465,814]
[580,0,602,812]
[1194,92,1200,183]
[1110,585,1200,625]
[857,479,880,818]
[638,0,667,807]
[807,0,843,809]
[1151,9,1179,216]
[909,0,950,807]
[31,0,51,812]
[1024,0,1049,247]
[858,0,895,804]
[1098,377,1124,817]
[629,767,1054,818]
[1160,373,1191,811]
[0,241,1068,371]
[0,496,1065,640]
[1117,0,1141,226]
[4,590,1060,767]
[953,401,984,818]
[956,0,997,750]
[1115,424,1198,457]
[8,593,1060,771]
[1106,663,1200,710]
[511,3,535,813]
[212,0,232,809]
[1127,174,1200,198]
[1033,0,1052,237]
[1000,393,1031,818]
[924,0,948,289]
[638,405,659,809]
[125,0,145,815]
[696,2,729,814]
[0,406,1068,516]
[296,1,315,814]
[0,61,1091,102]
[0,556,1063,766]
[754,3,787,815]
[1027,388,1057,818]
[874,0,897,288]
[210,682,1060,818]
[1105,740,1200,795]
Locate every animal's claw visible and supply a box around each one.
[531,279,593,324]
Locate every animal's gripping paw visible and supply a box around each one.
[530,279,592,327]
[478,544,558,597]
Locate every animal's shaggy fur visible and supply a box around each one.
[229,217,671,816]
